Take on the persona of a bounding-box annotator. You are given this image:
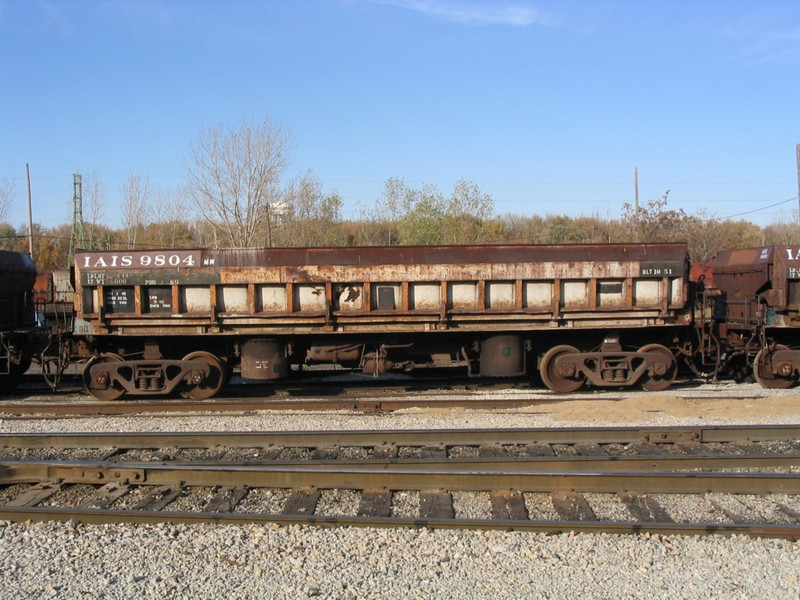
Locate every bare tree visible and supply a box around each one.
[121,173,151,249]
[0,177,14,223]
[83,171,105,249]
[277,172,343,246]
[620,190,693,242]
[183,119,292,248]
[151,187,191,247]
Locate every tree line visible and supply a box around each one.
[1,119,797,270]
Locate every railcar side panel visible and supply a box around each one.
[73,244,690,336]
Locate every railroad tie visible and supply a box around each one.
[710,497,768,524]
[282,488,321,515]
[6,481,62,507]
[420,446,447,459]
[524,444,555,457]
[419,490,454,519]
[78,482,131,509]
[357,488,392,517]
[204,486,249,513]
[132,485,182,511]
[774,502,800,522]
[311,447,339,460]
[574,443,608,457]
[550,490,597,521]
[618,492,674,523]
[490,490,528,520]
[478,444,507,458]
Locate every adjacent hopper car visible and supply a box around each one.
[6,242,798,399]
[710,245,800,389]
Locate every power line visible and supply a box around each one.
[718,196,797,220]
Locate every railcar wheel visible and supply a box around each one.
[181,351,226,400]
[84,353,125,401]
[753,345,796,389]
[540,345,583,393]
[639,344,677,391]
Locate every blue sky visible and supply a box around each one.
[1,0,799,230]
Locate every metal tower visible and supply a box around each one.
[68,174,88,265]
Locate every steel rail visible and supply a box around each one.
[0,396,539,416]
[3,460,800,494]
[2,425,800,450]
[119,454,800,471]
[0,506,796,540]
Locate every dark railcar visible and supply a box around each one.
[72,243,691,398]
[712,245,800,388]
[0,250,38,392]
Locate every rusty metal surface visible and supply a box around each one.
[72,243,691,334]
[3,458,799,494]
[713,245,800,323]
[2,424,799,449]
[75,243,689,269]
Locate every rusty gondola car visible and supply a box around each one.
[71,243,692,399]
[711,245,800,389]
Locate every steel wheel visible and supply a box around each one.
[181,351,226,400]
[83,353,125,400]
[753,345,795,389]
[639,344,677,391]
[540,345,583,393]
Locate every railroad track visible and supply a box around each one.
[0,378,784,417]
[1,426,799,538]
[3,372,535,415]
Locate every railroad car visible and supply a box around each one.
[0,250,40,392]
[710,245,800,389]
[71,243,691,399]
[32,269,74,389]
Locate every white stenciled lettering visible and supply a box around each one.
[78,251,200,269]
[786,248,800,261]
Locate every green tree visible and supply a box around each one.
[543,215,589,244]
[398,184,446,245]
[441,179,495,244]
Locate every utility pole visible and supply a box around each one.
[796,144,799,219]
[634,167,639,213]
[25,163,33,260]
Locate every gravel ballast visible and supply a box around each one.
[1,521,798,599]
[1,382,799,598]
